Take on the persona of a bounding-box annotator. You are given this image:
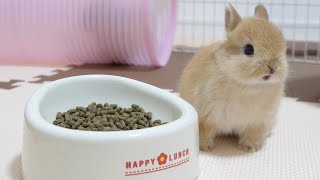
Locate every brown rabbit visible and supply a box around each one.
[179,4,288,151]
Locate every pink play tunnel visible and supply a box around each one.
[0,0,177,66]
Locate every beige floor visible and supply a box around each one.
[1,52,319,102]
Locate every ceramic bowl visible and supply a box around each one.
[23,75,199,180]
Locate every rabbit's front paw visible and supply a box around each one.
[238,136,264,152]
[200,138,215,151]
[238,123,269,152]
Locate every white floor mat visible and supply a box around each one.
[0,67,319,180]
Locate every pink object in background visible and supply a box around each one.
[0,0,177,66]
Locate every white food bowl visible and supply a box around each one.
[23,75,199,180]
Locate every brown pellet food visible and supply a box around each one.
[53,102,168,131]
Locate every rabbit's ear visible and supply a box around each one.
[225,3,242,34]
[254,4,268,20]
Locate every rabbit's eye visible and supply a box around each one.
[244,44,254,55]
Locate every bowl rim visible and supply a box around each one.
[24,74,198,141]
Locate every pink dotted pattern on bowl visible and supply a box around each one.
[0,0,177,66]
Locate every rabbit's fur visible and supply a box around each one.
[179,4,287,151]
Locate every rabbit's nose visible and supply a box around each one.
[268,65,275,74]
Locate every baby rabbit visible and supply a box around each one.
[179,4,288,151]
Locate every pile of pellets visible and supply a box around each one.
[53,102,167,131]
